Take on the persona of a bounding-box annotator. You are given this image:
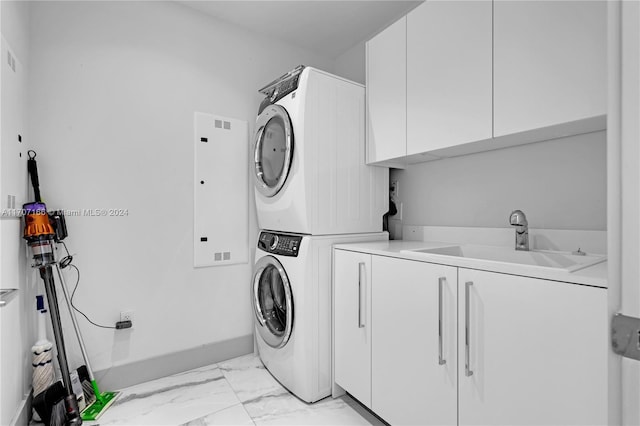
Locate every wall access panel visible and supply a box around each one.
[194,112,248,267]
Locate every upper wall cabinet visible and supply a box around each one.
[407,1,492,155]
[493,0,607,137]
[366,17,407,166]
[365,0,607,166]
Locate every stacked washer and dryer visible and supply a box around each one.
[251,66,388,403]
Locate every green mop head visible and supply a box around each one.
[81,380,119,421]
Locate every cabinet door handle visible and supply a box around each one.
[358,262,366,328]
[438,277,446,366]
[465,281,474,377]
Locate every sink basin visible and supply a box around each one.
[402,245,606,272]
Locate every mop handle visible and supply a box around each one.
[35,295,48,344]
[54,263,95,381]
[37,307,47,342]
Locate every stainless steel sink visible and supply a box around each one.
[402,245,606,272]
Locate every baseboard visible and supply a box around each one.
[94,334,254,390]
[10,390,32,426]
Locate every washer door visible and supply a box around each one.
[253,256,294,348]
[253,105,293,198]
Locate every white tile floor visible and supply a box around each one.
[84,354,384,425]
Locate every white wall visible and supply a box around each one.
[392,131,607,230]
[334,42,365,84]
[28,0,334,378]
[0,1,28,58]
[0,2,32,424]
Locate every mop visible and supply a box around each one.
[54,264,120,421]
[32,295,54,422]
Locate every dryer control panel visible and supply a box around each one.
[258,65,304,103]
[258,231,303,257]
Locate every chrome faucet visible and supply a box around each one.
[509,210,529,251]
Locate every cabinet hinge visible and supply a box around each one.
[612,314,640,361]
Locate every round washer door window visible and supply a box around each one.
[253,256,293,348]
[254,105,293,198]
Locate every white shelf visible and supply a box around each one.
[0,289,18,307]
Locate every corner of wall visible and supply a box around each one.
[333,42,366,84]
[1,1,33,425]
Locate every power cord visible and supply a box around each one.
[59,241,116,330]
[59,241,73,269]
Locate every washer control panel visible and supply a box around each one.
[258,232,303,257]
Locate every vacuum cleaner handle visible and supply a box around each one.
[27,150,42,202]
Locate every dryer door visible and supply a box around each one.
[253,255,294,348]
[253,105,293,198]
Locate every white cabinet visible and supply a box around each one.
[366,1,606,163]
[365,17,406,165]
[333,249,372,408]
[334,251,608,425]
[458,268,607,426]
[407,1,492,155]
[371,256,457,426]
[493,0,607,137]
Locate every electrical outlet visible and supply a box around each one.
[390,180,399,198]
[120,311,134,322]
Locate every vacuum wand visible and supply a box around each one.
[40,266,82,424]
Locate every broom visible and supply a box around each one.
[54,263,120,420]
[31,295,54,422]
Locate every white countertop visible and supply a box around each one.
[334,240,607,288]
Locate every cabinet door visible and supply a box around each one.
[333,249,372,407]
[407,1,492,154]
[372,256,457,425]
[493,1,607,136]
[458,269,607,425]
[366,17,406,164]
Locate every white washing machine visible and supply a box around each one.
[253,66,388,235]
[252,230,387,403]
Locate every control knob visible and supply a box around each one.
[269,235,279,250]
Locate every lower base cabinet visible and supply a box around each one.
[372,256,457,425]
[458,269,607,426]
[333,249,608,425]
[334,250,372,408]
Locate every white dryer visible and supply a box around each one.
[253,66,388,235]
[252,230,387,403]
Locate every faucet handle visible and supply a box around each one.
[509,209,528,226]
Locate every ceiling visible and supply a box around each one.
[180,1,422,57]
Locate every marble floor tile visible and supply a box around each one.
[182,403,255,426]
[242,388,376,426]
[93,365,240,425]
[47,353,383,426]
[217,354,284,403]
